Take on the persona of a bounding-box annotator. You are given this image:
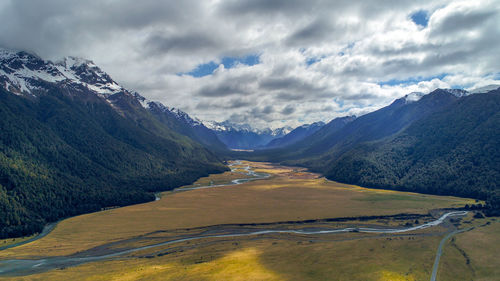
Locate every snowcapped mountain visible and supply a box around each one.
[0,48,124,97]
[0,48,230,237]
[0,48,226,151]
[470,84,500,94]
[169,107,204,127]
[271,127,293,136]
[203,120,292,149]
[265,121,326,149]
[442,88,470,98]
[399,88,477,104]
[204,120,291,135]
[133,92,205,128]
[145,100,227,151]
[402,92,425,104]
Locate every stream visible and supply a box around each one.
[0,161,468,277]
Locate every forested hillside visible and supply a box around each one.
[0,51,227,238]
[240,89,500,214]
[322,90,499,213]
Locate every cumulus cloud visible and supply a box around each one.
[0,0,498,129]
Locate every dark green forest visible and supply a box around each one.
[316,91,500,215]
[240,90,500,215]
[0,86,227,238]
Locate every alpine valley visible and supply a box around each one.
[1,48,499,281]
[2,1,500,280]
[0,48,229,237]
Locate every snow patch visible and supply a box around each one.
[442,88,470,97]
[169,107,203,127]
[0,49,126,96]
[403,92,425,104]
[470,84,500,94]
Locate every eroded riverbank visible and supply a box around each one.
[0,160,476,279]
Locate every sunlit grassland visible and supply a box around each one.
[0,161,474,260]
[5,234,443,281]
[438,217,500,281]
[177,170,253,189]
[0,234,36,248]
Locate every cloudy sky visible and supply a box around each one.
[1,0,499,128]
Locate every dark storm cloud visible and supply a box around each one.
[281,105,295,115]
[145,31,222,55]
[197,83,248,97]
[195,98,252,110]
[228,99,252,109]
[260,77,327,93]
[261,105,275,114]
[0,0,205,59]
[276,92,308,101]
[430,8,497,36]
[342,93,378,101]
[0,0,498,129]
[249,106,275,121]
[219,0,314,17]
[286,19,334,46]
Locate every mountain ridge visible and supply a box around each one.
[0,49,228,238]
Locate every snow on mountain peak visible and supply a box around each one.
[57,56,96,69]
[403,92,425,104]
[132,92,152,109]
[299,121,326,129]
[470,84,500,94]
[0,48,20,60]
[203,120,225,131]
[271,126,293,136]
[399,88,474,105]
[202,120,291,136]
[0,49,124,96]
[169,107,203,127]
[442,88,470,97]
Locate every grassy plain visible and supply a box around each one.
[6,234,443,281]
[438,217,500,281]
[0,235,36,248]
[178,167,254,188]
[0,161,482,281]
[0,161,473,259]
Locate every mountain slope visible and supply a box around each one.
[0,49,227,238]
[204,121,291,149]
[273,90,458,166]
[311,90,457,157]
[136,96,227,152]
[323,90,500,208]
[239,116,353,161]
[265,121,325,148]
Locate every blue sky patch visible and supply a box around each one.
[306,57,322,65]
[410,10,429,27]
[379,73,447,86]
[183,54,260,77]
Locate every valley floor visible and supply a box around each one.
[0,161,497,280]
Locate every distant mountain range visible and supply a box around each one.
[324,90,499,203]
[264,121,326,149]
[247,86,500,215]
[1,47,499,238]
[0,48,228,237]
[204,120,292,149]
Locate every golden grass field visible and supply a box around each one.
[0,235,36,248]
[1,160,489,281]
[438,217,500,281]
[7,234,444,281]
